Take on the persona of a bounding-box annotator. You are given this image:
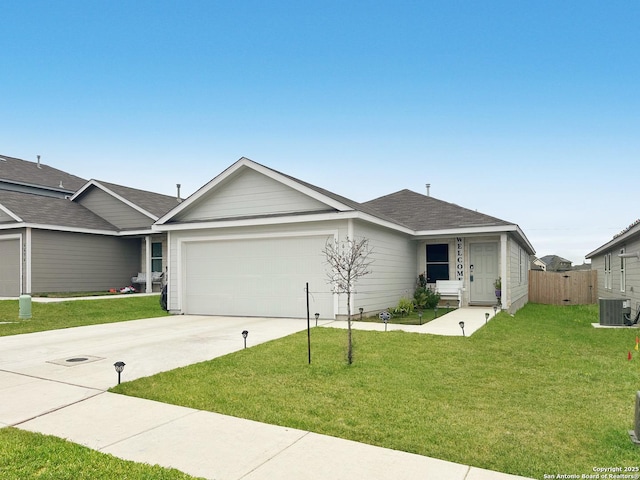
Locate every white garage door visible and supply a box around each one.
[183,235,334,318]
[0,238,20,297]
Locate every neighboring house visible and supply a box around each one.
[155,157,535,318]
[539,255,572,272]
[586,219,640,306]
[0,154,180,296]
[530,256,546,271]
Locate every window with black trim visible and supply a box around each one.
[426,244,449,283]
[151,242,163,273]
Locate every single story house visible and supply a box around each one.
[0,155,180,296]
[586,219,640,309]
[1,155,535,317]
[155,157,535,318]
[538,254,572,272]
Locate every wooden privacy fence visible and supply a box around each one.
[528,270,597,305]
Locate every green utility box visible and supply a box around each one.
[19,294,32,319]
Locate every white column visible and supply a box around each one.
[145,236,152,293]
[25,228,31,294]
[500,233,508,309]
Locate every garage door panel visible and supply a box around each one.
[183,236,333,317]
[0,238,20,297]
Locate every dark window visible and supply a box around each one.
[151,242,163,272]
[426,244,449,282]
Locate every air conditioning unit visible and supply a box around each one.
[599,298,631,326]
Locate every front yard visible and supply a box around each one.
[1,298,638,478]
[0,295,168,337]
[113,304,640,479]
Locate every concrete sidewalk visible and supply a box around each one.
[0,313,530,480]
[323,305,500,336]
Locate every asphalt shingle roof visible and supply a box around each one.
[244,159,515,231]
[0,190,118,231]
[92,180,181,218]
[0,155,87,192]
[362,189,513,231]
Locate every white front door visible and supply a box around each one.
[469,242,499,304]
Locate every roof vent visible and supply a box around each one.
[426,183,431,196]
[176,183,182,202]
[37,155,42,169]
[59,181,64,188]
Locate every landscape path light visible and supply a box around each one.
[433,305,438,319]
[418,311,423,325]
[485,312,490,324]
[493,305,498,316]
[379,311,391,331]
[359,307,363,321]
[113,361,125,385]
[242,330,248,349]
[315,312,320,326]
[459,321,465,337]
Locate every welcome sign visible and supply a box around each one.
[456,237,464,281]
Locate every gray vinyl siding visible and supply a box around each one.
[175,169,330,222]
[0,182,71,198]
[0,234,21,296]
[508,235,529,313]
[593,236,640,313]
[76,187,153,229]
[0,209,15,222]
[30,230,140,293]
[353,221,417,315]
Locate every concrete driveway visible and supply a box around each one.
[0,314,532,480]
[0,315,314,391]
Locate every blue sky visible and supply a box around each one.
[2,1,639,264]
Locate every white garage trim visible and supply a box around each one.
[176,230,338,316]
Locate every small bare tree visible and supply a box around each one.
[323,236,373,364]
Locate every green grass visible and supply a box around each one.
[0,428,202,480]
[0,295,168,337]
[113,304,640,479]
[359,306,457,325]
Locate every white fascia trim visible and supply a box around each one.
[0,222,154,237]
[415,224,535,254]
[0,204,22,222]
[154,209,414,235]
[415,225,517,237]
[21,223,121,236]
[72,180,158,221]
[154,211,359,232]
[586,226,640,259]
[156,158,355,225]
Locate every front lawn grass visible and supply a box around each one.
[113,304,640,479]
[0,428,202,480]
[359,306,457,325]
[0,295,168,337]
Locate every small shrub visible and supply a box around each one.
[414,287,440,310]
[393,296,414,317]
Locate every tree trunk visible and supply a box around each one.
[347,288,353,365]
